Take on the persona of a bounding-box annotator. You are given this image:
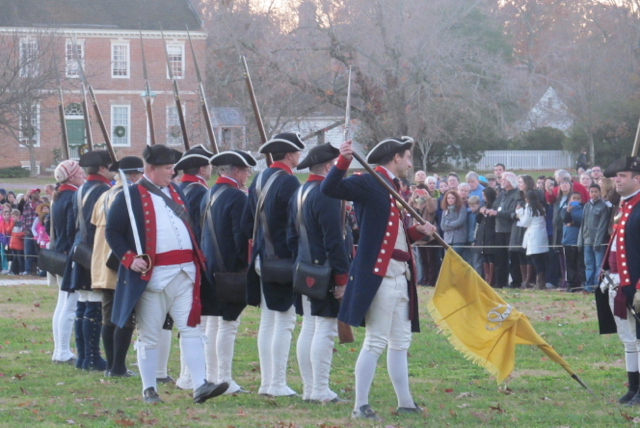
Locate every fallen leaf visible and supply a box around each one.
[13,373,26,380]
[114,418,135,427]
[33,303,40,307]
[489,404,505,413]
[444,388,454,393]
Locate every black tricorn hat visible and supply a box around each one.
[173,144,214,171]
[259,132,306,154]
[366,136,414,164]
[210,150,257,168]
[142,144,183,166]
[79,150,113,168]
[604,156,640,178]
[109,156,144,172]
[297,143,339,170]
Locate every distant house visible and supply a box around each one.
[0,0,207,171]
[211,107,247,150]
[512,87,573,136]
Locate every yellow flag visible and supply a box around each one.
[427,249,575,383]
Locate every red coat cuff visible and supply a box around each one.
[407,225,425,243]
[636,279,640,290]
[335,155,352,171]
[334,273,348,286]
[121,250,136,270]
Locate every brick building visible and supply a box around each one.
[0,0,208,172]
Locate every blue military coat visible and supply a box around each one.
[321,157,425,332]
[200,177,249,320]
[61,176,110,292]
[240,162,301,311]
[51,185,78,254]
[179,174,208,240]
[286,175,351,318]
[105,181,205,329]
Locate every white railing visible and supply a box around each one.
[451,150,574,171]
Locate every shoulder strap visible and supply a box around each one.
[255,170,286,257]
[203,185,232,272]
[295,181,321,263]
[183,182,205,197]
[76,182,104,242]
[138,178,194,231]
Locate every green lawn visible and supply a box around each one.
[0,282,635,427]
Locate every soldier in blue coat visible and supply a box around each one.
[200,150,256,394]
[50,160,85,365]
[173,144,214,390]
[321,137,436,421]
[595,156,640,405]
[240,132,304,396]
[60,150,113,371]
[286,143,351,403]
[106,144,228,404]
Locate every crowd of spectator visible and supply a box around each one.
[0,184,55,276]
[404,163,614,292]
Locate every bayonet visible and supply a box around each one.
[160,24,190,151]
[52,52,70,160]
[186,26,218,154]
[139,27,156,146]
[241,55,272,166]
[344,66,352,143]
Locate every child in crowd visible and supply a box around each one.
[33,203,50,277]
[0,203,12,274]
[562,192,585,291]
[516,190,549,290]
[467,195,483,276]
[578,183,610,292]
[8,209,25,275]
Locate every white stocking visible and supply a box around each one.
[310,316,338,401]
[267,307,297,396]
[218,317,241,393]
[181,336,207,390]
[203,316,219,383]
[137,346,159,393]
[354,349,378,411]
[387,349,414,408]
[297,297,315,400]
[257,293,275,394]
[155,329,173,378]
[56,288,78,361]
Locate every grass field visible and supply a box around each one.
[0,281,637,427]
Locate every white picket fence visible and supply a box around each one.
[453,150,574,171]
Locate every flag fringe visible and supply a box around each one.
[427,298,503,383]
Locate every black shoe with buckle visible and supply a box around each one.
[397,402,424,415]
[351,404,382,421]
[193,381,229,404]
[143,387,163,404]
[156,375,175,384]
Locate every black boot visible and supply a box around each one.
[81,302,107,371]
[623,372,640,404]
[74,301,86,369]
[101,324,116,374]
[110,326,134,376]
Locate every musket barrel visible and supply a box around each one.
[161,25,190,151]
[241,56,272,166]
[53,53,70,160]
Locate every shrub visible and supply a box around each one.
[0,166,31,178]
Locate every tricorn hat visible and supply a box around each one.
[79,150,112,168]
[259,132,306,154]
[142,144,182,166]
[365,136,414,164]
[173,144,214,171]
[109,156,144,172]
[297,143,339,170]
[210,150,257,168]
[603,156,640,178]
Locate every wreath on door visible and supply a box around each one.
[114,126,126,138]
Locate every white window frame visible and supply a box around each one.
[65,39,84,78]
[111,105,131,146]
[19,38,39,78]
[19,103,40,147]
[166,105,185,147]
[111,42,130,78]
[166,43,185,79]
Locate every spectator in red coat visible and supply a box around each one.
[545,169,589,206]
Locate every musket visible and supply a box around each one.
[160,25,190,151]
[139,27,156,146]
[186,25,218,154]
[240,56,272,166]
[52,52,70,160]
[70,36,94,152]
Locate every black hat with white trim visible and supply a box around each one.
[259,132,306,154]
[109,156,144,172]
[365,136,414,164]
[210,150,257,168]
[297,143,339,170]
[173,144,214,171]
[603,156,640,178]
[142,144,183,166]
[79,150,113,168]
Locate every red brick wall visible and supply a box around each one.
[0,32,207,172]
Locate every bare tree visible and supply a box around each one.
[0,29,59,176]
